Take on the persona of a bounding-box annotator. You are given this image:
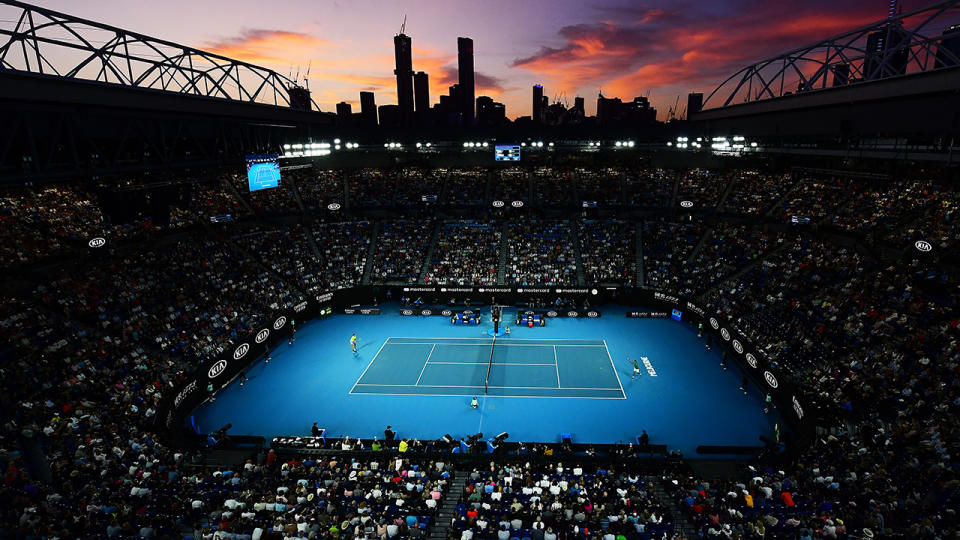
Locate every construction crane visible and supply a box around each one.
[400,14,406,34]
[667,95,680,121]
[304,60,311,89]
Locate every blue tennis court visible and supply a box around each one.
[351,337,625,398]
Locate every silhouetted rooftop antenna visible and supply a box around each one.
[400,14,407,34]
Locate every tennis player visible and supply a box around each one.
[629,357,641,379]
[350,333,358,353]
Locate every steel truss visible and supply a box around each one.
[703,0,960,109]
[0,0,318,110]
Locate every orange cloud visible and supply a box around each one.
[205,29,327,64]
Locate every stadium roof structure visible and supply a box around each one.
[0,0,319,111]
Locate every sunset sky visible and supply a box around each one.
[29,0,935,119]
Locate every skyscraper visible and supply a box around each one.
[394,33,414,128]
[532,84,544,123]
[359,91,377,127]
[458,37,475,126]
[336,102,352,127]
[414,71,430,127]
[686,93,703,118]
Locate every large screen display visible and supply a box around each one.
[245,154,281,191]
[495,144,521,162]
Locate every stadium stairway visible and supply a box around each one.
[429,472,467,540]
[418,221,444,283]
[284,173,309,219]
[668,171,681,208]
[654,477,696,537]
[761,175,804,218]
[221,175,256,216]
[497,221,509,284]
[695,241,790,302]
[715,173,740,211]
[571,220,586,286]
[686,226,714,264]
[635,222,645,287]
[361,221,381,285]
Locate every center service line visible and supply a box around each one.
[414,344,436,386]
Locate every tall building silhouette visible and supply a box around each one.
[458,37,475,126]
[360,91,377,127]
[686,93,703,118]
[532,84,544,123]
[414,71,430,127]
[394,33,414,128]
[336,102,352,126]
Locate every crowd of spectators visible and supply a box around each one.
[312,221,373,291]
[370,220,435,284]
[296,170,345,214]
[447,169,487,206]
[642,218,708,295]
[504,220,578,286]
[721,172,796,215]
[577,168,623,206]
[2,166,960,537]
[676,170,728,209]
[491,169,530,203]
[453,462,674,540]
[579,220,636,285]
[424,220,501,286]
[532,168,573,207]
[625,170,674,208]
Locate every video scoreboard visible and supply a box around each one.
[495,144,521,162]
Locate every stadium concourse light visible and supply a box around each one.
[416,142,422,148]
[283,144,291,150]
[482,142,489,147]
[333,138,341,144]
[667,142,673,146]
[548,142,554,147]
[520,142,526,147]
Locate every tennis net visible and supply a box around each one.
[484,335,496,394]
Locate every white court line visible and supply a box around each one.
[414,344,437,386]
[349,339,390,393]
[385,336,605,343]
[427,362,558,366]
[602,339,627,398]
[349,391,627,400]
[352,383,622,391]
[554,346,561,388]
[414,343,604,347]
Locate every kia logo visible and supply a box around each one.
[547,311,558,317]
[441,310,452,316]
[208,359,228,379]
[511,200,524,208]
[710,317,719,329]
[680,200,694,208]
[763,371,778,388]
[402,309,413,316]
[720,328,731,341]
[587,311,599,318]
[327,203,341,211]
[88,237,106,248]
[524,311,534,315]
[745,353,758,369]
[732,340,743,354]
[915,240,932,252]
[255,329,270,344]
[567,311,579,317]
[492,200,505,208]
[273,316,287,330]
[463,310,474,315]
[233,343,250,360]
[421,310,432,316]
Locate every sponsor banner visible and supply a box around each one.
[343,308,381,315]
[516,288,551,293]
[641,356,657,377]
[653,291,679,304]
[627,311,670,318]
[402,287,437,292]
[315,292,334,304]
[440,287,475,293]
[685,301,705,317]
[478,287,512,293]
[88,236,107,248]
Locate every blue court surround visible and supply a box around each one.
[192,305,782,456]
